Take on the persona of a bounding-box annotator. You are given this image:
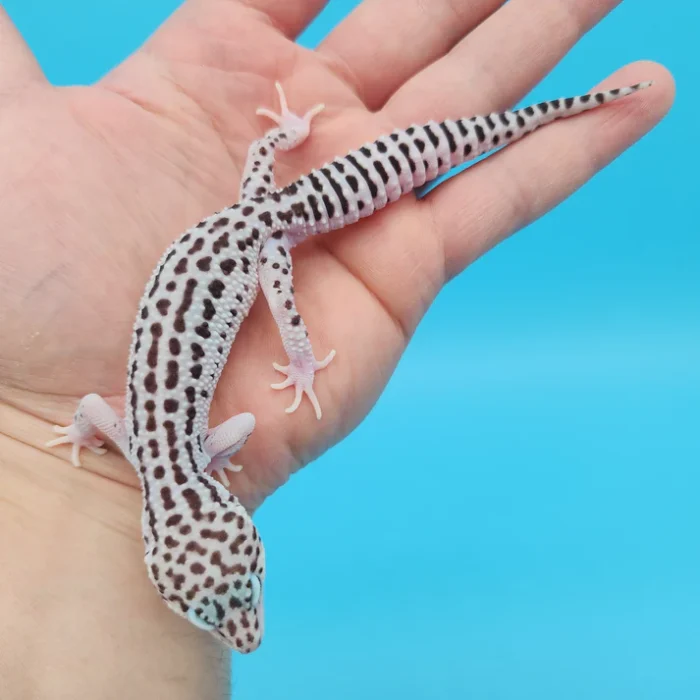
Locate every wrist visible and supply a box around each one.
[0,404,230,699]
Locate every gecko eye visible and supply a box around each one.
[249,574,262,608]
[187,608,216,631]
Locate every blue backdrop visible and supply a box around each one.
[7,1,698,697]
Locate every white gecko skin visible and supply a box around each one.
[46,79,652,653]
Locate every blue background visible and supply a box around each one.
[7,1,698,697]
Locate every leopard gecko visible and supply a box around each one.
[46,79,652,652]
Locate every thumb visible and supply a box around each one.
[0,7,45,94]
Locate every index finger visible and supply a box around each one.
[0,8,45,93]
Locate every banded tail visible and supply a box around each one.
[283,82,653,235]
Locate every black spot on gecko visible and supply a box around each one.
[191,364,202,379]
[196,257,212,271]
[148,439,159,459]
[398,143,415,173]
[373,160,390,184]
[347,153,378,198]
[187,238,205,255]
[291,202,308,220]
[183,488,203,519]
[208,280,225,299]
[424,125,440,147]
[164,420,177,447]
[203,299,216,321]
[174,278,197,333]
[147,323,162,369]
[195,323,211,339]
[161,487,176,511]
[191,343,205,360]
[439,122,457,152]
[165,361,179,390]
[144,372,157,393]
[220,259,236,275]
[212,232,230,255]
[388,155,402,176]
[307,194,322,221]
[156,299,171,316]
[258,212,273,227]
[321,168,350,215]
[322,195,335,218]
[291,315,301,326]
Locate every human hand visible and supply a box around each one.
[0,0,673,513]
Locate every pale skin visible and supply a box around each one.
[0,0,673,697]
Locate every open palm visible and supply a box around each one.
[0,0,672,511]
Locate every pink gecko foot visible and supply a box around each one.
[256,81,324,149]
[46,424,107,468]
[271,350,336,420]
[202,412,255,487]
[205,458,242,488]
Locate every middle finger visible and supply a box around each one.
[384,0,623,123]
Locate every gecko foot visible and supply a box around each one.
[256,81,324,149]
[45,424,107,468]
[271,350,336,420]
[205,458,243,488]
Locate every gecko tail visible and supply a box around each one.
[469,81,653,153]
[422,80,655,177]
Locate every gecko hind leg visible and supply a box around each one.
[203,412,255,487]
[46,394,126,467]
[259,234,335,420]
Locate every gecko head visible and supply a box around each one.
[147,508,266,654]
[184,567,265,654]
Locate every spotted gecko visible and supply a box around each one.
[45,79,651,653]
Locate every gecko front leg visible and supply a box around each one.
[258,234,335,419]
[240,82,324,200]
[203,412,255,486]
[46,394,126,467]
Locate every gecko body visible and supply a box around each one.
[47,80,651,652]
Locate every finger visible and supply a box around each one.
[0,8,45,92]
[233,0,329,38]
[319,0,506,110]
[385,0,621,122]
[427,62,674,277]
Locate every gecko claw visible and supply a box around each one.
[271,350,336,420]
